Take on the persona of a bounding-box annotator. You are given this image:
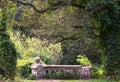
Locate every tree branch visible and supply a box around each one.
[89,5,107,15]
[11,0,65,13]
[71,25,99,37]
[11,0,107,15]
[63,0,85,9]
[55,34,81,43]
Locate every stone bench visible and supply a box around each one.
[31,57,92,79]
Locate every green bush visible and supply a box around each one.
[92,65,105,79]
[76,55,92,66]
[10,32,62,65]
[0,1,17,79]
[0,75,3,80]
[76,55,105,79]
[17,59,34,79]
[26,74,36,80]
[73,70,79,79]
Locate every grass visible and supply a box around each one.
[1,79,117,82]
[61,79,117,82]
[1,77,118,82]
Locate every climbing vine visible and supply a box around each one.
[0,0,17,80]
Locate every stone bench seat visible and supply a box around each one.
[31,57,92,79]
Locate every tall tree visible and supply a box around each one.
[0,0,17,80]
[12,0,100,65]
[11,0,120,79]
[90,0,120,79]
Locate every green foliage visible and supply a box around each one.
[43,70,79,79]
[10,31,62,64]
[0,75,3,80]
[87,0,120,80]
[60,38,101,65]
[76,55,91,66]
[75,0,90,4]
[5,0,120,80]
[14,0,101,65]
[0,0,17,80]
[26,74,36,80]
[92,65,105,79]
[17,59,34,79]
[61,79,116,82]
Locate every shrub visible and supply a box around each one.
[76,55,91,66]
[0,75,3,80]
[0,1,17,79]
[26,74,36,80]
[92,65,105,79]
[17,59,34,79]
[10,32,62,65]
[73,70,79,79]
[76,55,105,79]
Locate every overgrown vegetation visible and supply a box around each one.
[88,0,120,80]
[76,55,91,66]
[17,59,34,79]
[43,70,79,79]
[0,0,17,80]
[0,0,120,81]
[10,31,62,64]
